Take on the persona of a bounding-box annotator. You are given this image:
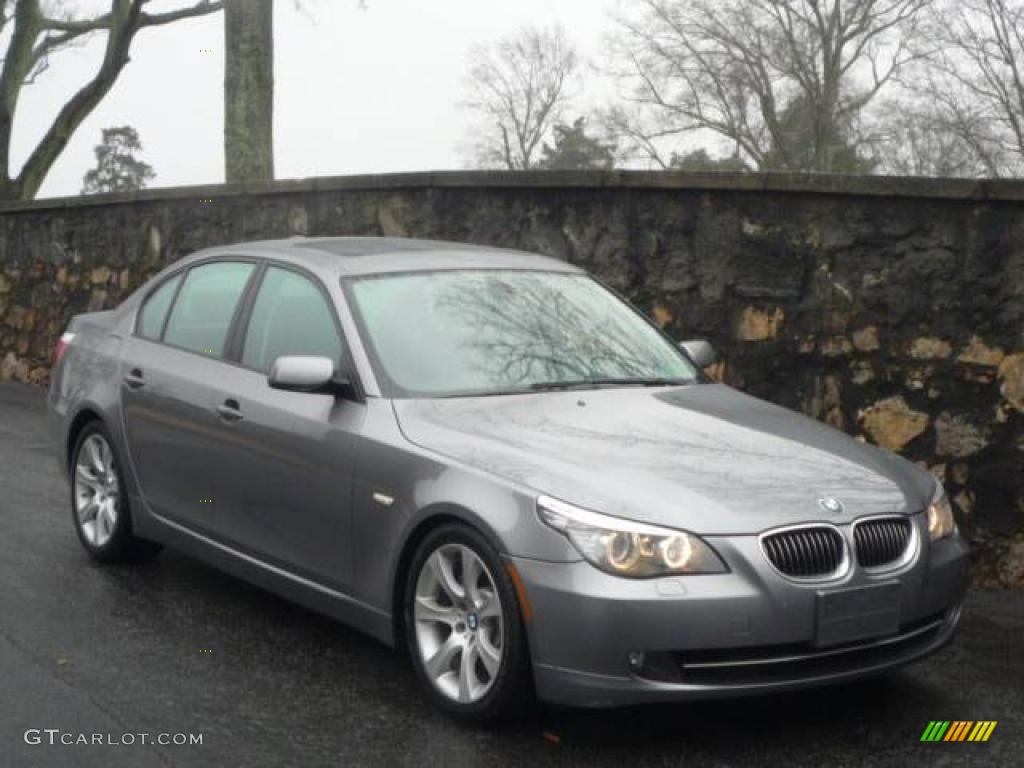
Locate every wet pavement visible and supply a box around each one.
[0,382,1020,767]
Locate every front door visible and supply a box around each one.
[205,265,363,590]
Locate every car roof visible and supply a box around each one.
[194,237,582,277]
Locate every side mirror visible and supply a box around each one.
[680,339,718,369]
[268,355,337,393]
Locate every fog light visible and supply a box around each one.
[627,651,645,672]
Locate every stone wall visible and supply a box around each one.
[0,170,1021,585]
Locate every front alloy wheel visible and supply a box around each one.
[405,524,530,721]
[413,543,505,703]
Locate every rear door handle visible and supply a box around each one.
[123,368,146,389]
[216,398,243,422]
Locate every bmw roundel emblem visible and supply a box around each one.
[818,497,844,515]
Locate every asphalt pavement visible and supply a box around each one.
[0,382,1020,768]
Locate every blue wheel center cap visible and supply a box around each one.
[466,612,479,631]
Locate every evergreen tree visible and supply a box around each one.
[538,118,615,170]
[81,126,156,195]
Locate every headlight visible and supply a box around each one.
[927,485,956,541]
[537,495,726,577]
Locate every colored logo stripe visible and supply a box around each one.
[969,722,997,742]
[921,721,950,741]
[944,721,972,741]
[920,721,997,742]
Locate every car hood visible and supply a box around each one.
[392,384,935,535]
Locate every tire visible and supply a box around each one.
[70,421,163,563]
[403,523,532,723]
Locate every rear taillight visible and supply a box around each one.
[53,331,75,365]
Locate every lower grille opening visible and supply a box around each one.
[637,611,949,686]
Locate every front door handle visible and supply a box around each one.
[123,368,146,389]
[216,398,243,422]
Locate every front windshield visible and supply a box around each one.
[348,270,699,397]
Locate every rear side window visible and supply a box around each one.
[241,267,343,372]
[163,262,255,357]
[137,273,182,340]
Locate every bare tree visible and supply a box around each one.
[605,0,929,172]
[899,0,1024,176]
[0,0,223,201]
[461,24,579,170]
[870,100,992,176]
[224,0,273,183]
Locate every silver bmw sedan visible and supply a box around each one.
[48,237,969,722]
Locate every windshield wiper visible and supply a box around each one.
[527,377,691,391]
[432,378,694,398]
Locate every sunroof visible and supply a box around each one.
[292,238,477,257]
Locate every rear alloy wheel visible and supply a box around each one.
[70,423,161,562]
[405,524,531,722]
[74,433,120,548]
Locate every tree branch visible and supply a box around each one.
[139,0,223,28]
[17,0,142,198]
[8,0,225,198]
[0,0,44,182]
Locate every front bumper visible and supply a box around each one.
[512,515,969,707]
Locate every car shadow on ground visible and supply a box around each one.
[98,548,977,762]
[535,674,942,743]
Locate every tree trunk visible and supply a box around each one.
[224,0,274,183]
[0,178,20,201]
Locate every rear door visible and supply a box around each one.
[120,260,258,534]
[204,264,363,589]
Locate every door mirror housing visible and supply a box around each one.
[680,339,718,369]
[268,355,338,393]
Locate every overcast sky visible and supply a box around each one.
[20,0,618,199]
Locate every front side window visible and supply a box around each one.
[137,273,182,340]
[241,267,343,372]
[162,262,255,356]
[349,270,698,397]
